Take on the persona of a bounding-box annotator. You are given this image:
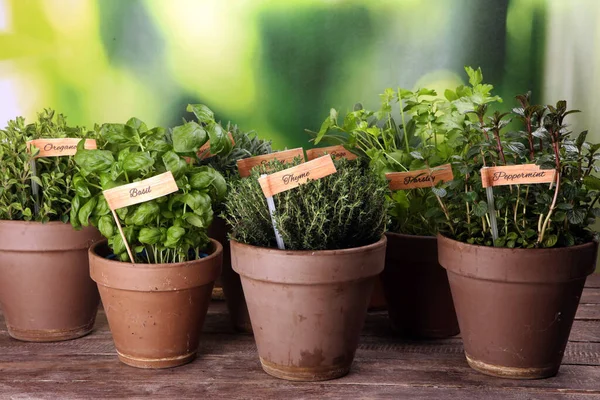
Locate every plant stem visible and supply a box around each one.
[397,89,410,152]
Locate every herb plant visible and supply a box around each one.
[72,114,227,263]
[224,158,388,250]
[442,85,600,248]
[0,109,91,223]
[308,71,497,236]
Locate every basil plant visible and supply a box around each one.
[71,105,228,263]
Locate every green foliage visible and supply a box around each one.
[72,114,227,263]
[0,109,91,223]
[309,78,495,236]
[198,122,272,179]
[224,158,387,250]
[440,72,600,248]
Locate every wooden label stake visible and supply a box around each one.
[258,154,337,197]
[306,145,357,161]
[236,148,305,178]
[103,171,179,262]
[27,138,97,158]
[197,133,235,160]
[481,164,556,188]
[386,164,454,190]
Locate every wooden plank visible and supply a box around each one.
[0,381,597,400]
[258,155,336,197]
[581,288,600,305]
[1,356,600,393]
[576,304,600,320]
[585,274,600,288]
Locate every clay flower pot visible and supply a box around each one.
[231,236,387,381]
[381,232,459,338]
[0,221,101,342]
[208,217,252,333]
[89,239,222,369]
[438,234,598,379]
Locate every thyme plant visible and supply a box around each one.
[224,158,388,250]
[0,109,92,223]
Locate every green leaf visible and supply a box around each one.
[162,151,188,179]
[465,66,483,86]
[187,104,214,123]
[72,175,91,198]
[129,201,160,226]
[544,234,558,248]
[139,227,162,245]
[74,149,114,173]
[100,123,130,144]
[584,175,600,191]
[206,123,233,156]
[172,121,207,153]
[98,215,115,238]
[70,195,81,229]
[164,226,186,248]
[126,117,148,133]
[473,201,488,217]
[78,197,97,227]
[122,152,154,172]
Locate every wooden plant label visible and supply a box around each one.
[197,133,235,160]
[103,171,179,211]
[258,155,336,197]
[306,145,357,161]
[481,164,556,188]
[27,138,97,158]
[386,164,454,190]
[236,148,305,178]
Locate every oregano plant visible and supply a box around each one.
[0,109,92,223]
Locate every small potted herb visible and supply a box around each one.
[309,73,498,337]
[73,116,227,368]
[437,81,599,378]
[0,109,101,342]
[189,105,272,333]
[225,158,387,381]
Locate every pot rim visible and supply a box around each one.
[90,238,222,269]
[230,235,387,257]
[437,233,598,253]
[386,231,436,241]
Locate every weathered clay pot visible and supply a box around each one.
[381,232,459,338]
[89,239,222,369]
[208,217,252,333]
[0,221,101,342]
[231,236,387,381]
[438,234,598,379]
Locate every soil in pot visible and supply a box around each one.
[0,221,101,342]
[208,217,252,333]
[438,234,598,379]
[231,236,387,381]
[381,232,459,338]
[89,239,222,369]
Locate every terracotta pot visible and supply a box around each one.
[381,232,459,338]
[89,239,222,369]
[0,221,101,342]
[231,236,387,381]
[208,217,252,333]
[438,234,598,379]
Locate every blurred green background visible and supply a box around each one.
[0,0,599,150]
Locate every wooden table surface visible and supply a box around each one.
[1,275,599,399]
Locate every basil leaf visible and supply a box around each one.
[172,121,207,153]
[74,149,114,173]
[139,227,162,245]
[164,226,186,248]
[122,152,154,172]
[186,104,214,124]
[162,151,188,179]
[78,196,97,227]
[98,215,115,238]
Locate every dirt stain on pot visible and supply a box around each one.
[298,348,325,367]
